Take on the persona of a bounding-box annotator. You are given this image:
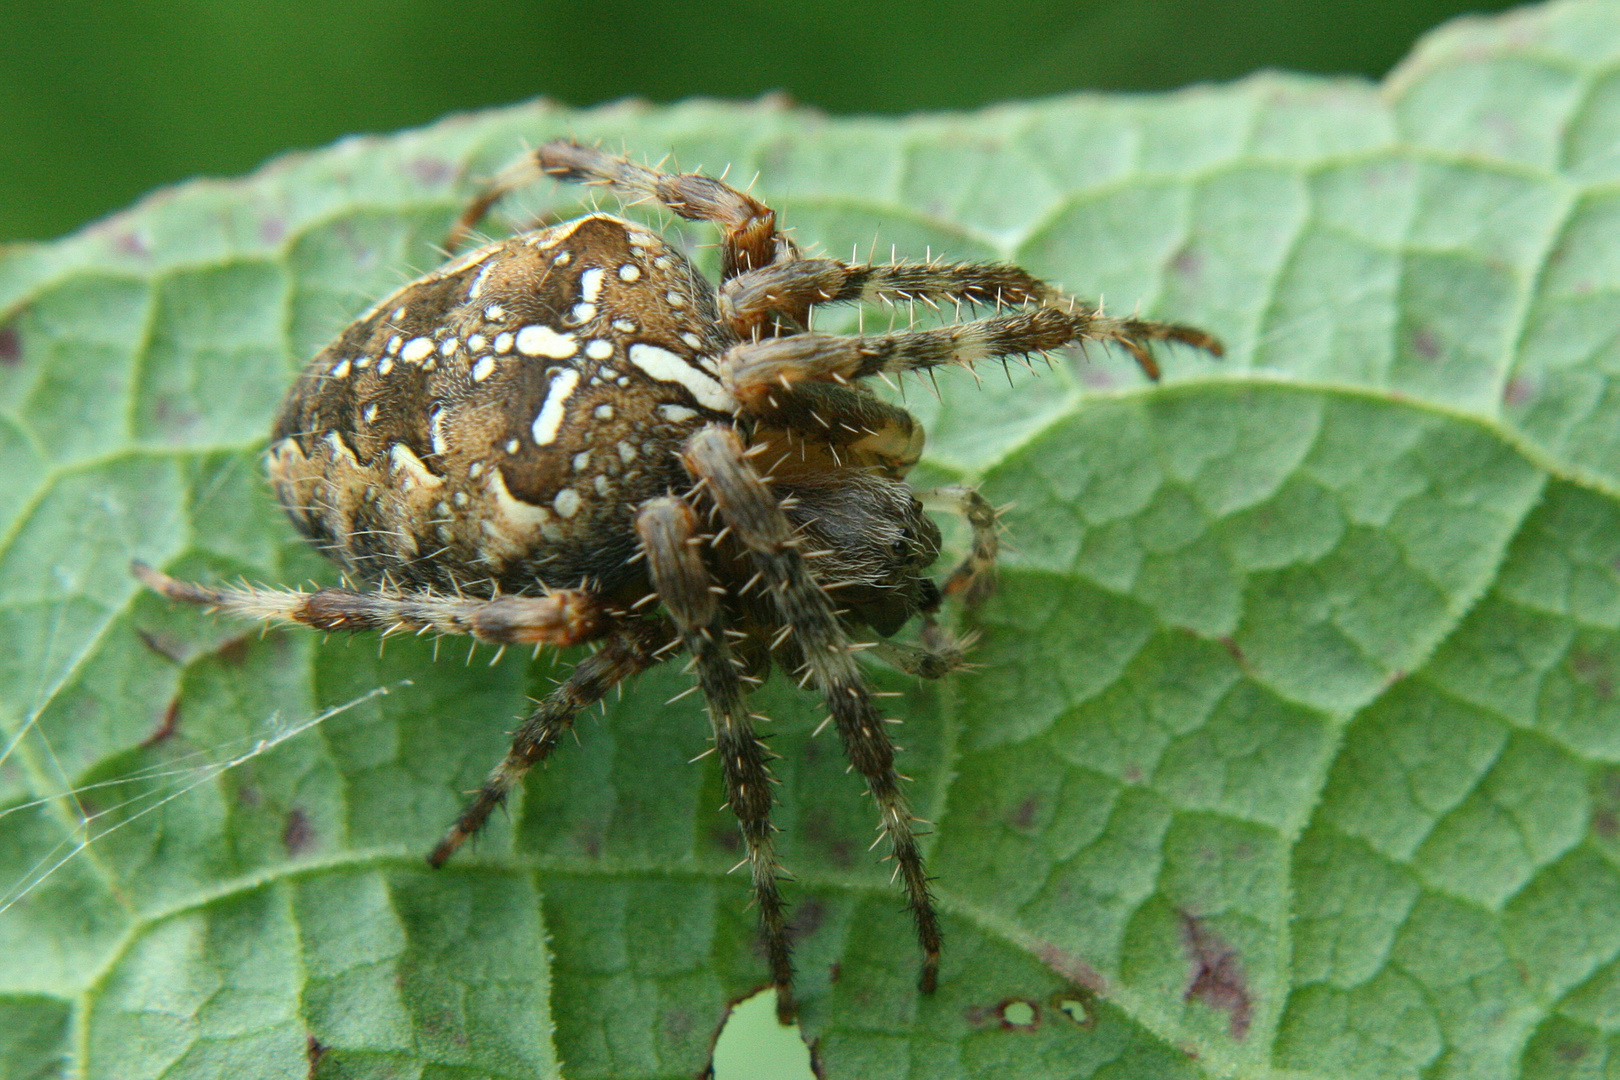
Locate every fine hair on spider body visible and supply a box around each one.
[135,140,1221,1022]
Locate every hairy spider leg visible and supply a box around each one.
[719,307,1219,396]
[720,257,1052,322]
[131,562,606,645]
[637,497,797,1022]
[682,425,943,993]
[448,141,795,284]
[718,257,1223,379]
[428,619,670,867]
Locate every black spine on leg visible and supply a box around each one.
[682,425,944,994]
[636,496,798,1022]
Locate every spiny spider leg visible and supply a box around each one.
[636,496,797,1022]
[448,141,793,281]
[720,258,1052,339]
[919,485,1000,606]
[428,619,670,867]
[682,425,943,993]
[132,563,606,645]
[719,258,1221,378]
[721,307,1219,395]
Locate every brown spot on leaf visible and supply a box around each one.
[1593,808,1618,839]
[1075,362,1120,391]
[709,823,742,853]
[804,814,855,868]
[140,698,181,748]
[305,1035,326,1079]
[1219,636,1245,665]
[114,230,149,258]
[663,1006,693,1041]
[1605,770,1620,804]
[0,323,19,366]
[150,394,203,436]
[790,900,824,940]
[1556,1040,1590,1062]
[963,1003,997,1028]
[215,633,253,666]
[1171,249,1203,279]
[136,627,189,664]
[1570,648,1615,700]
[409,157,453,186]
[283,808,316,855]
[1007,795,1039,830]
[1181,912,1252,1039]
[1035,942,1107,993]
[1409,325,1442,361]
[1502,376,1535,408]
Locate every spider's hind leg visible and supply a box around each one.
[636,495,798,1022]
[449,140,792,281]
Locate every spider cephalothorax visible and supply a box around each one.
[136,141,1220,1021]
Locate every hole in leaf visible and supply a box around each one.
[712,989,815,1080]
[1054,996,1095,1028]
[999,999,1039,1031]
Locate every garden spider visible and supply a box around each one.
[136,141,1220,1020]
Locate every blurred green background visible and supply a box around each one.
[2,0,1517,243]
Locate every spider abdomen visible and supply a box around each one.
[270,214,736,596]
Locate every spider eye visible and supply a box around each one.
[892,528,915,557]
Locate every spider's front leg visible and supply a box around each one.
[720,307,1217,398]
[682,425,944,994]
[635,496,798,1022]
[718,257,1222,378]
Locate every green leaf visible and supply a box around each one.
[6,2,1620,1076]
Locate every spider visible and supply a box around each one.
[134,142,1221,1021]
